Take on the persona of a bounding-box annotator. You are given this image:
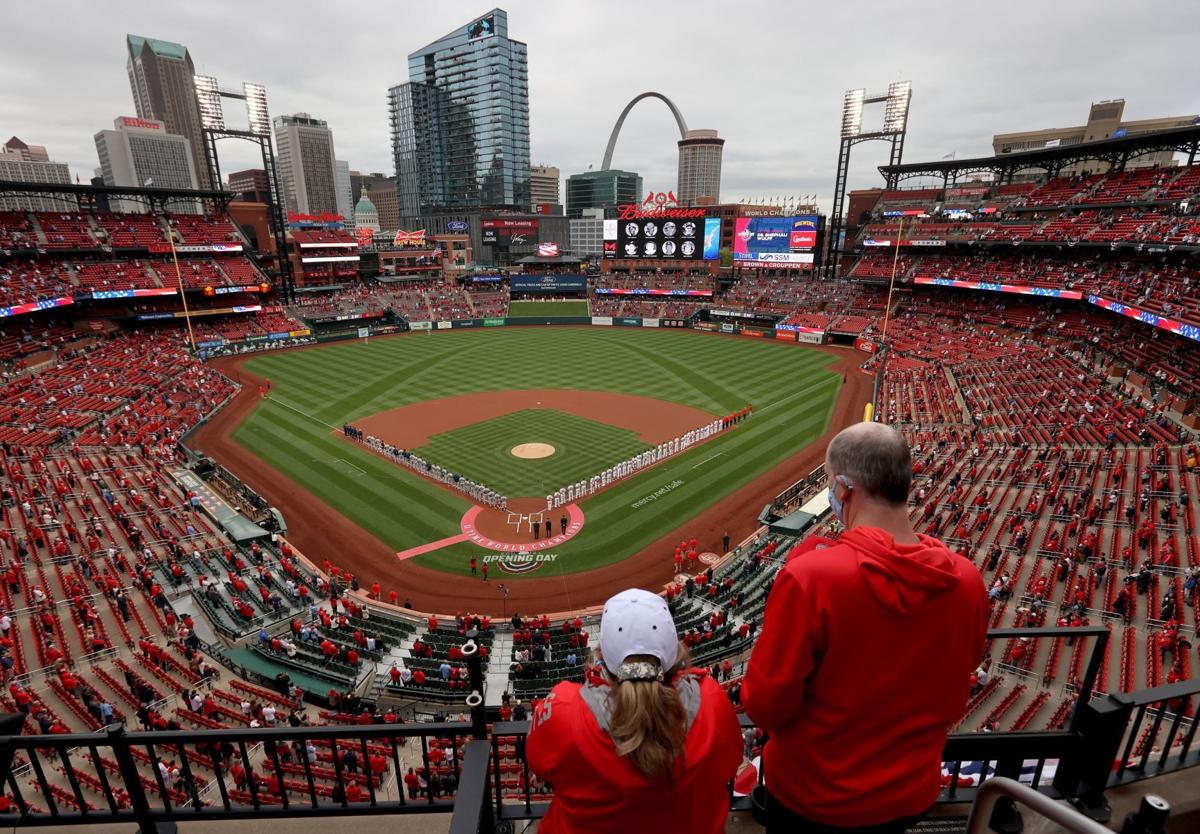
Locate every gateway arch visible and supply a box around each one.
[601,91,689,171]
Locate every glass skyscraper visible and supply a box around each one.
[389,9,530,217]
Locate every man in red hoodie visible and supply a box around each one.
[743,422,988,832]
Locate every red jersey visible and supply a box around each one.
[742,527,988,827]
[527,671,741,834]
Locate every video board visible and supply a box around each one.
[603,216,720,260]
[733,215,820,268]
[481,218,538,246]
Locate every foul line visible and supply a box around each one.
[266,395,340,430]
[333,458,366,476]
[691,452,726,469]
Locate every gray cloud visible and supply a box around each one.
[3,0,1198,212]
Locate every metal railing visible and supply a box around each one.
[1,626,1196,833]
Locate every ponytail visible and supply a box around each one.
[605,650,689,781]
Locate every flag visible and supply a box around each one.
[942,151,956,160]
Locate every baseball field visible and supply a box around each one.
[194,327,863,610]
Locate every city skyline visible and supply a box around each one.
[2,0,1199,212]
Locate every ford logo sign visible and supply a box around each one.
[447,221,468,232]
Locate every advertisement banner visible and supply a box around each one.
[393,229,427,247]
[592,316,614,326]
[436,320,452,330]
[795,331,824,344]
[720,323,736,333]
[775,331,796,342]
[617,318,641,327]
[733,216,819,268]
[409,321,432,330]
[483,318,506,327]
[594,288,712,297]
[509,274,587,293]
[1087,295,1200,343]
[447,220,469,232]
[0,296,73,319]
[91,288,177,300]
[855,338,877,353]
[643,318,661,328]
[355,227,376,247]
[703,217,721,260]
[661,319,687,328]
[913,276,1084,301]
[536,242,560,258]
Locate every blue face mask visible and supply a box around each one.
[827,476,851,525]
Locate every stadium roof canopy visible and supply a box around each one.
[878,124,1200,187]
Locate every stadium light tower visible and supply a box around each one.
[825,81,911,279]
[195,76,295,301]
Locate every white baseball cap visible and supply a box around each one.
[599,589,679,676]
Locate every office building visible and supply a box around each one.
[365,177,400,231]
[994,100,1199,173]
[335,160,352,223]
[677,129,723,205]
[125,34,211,188]
[228,169,271,203]
[94,116,199,213]
[0,137,72,211]
[273,113,340,215]
[569,208,604,256]
[565,169,642,217]
[388,9,531,214]
[530,164,560,209]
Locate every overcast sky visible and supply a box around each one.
[4,0,1199,212]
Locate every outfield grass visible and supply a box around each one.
[232,328,841,577]
[508,300,590,317]
[415,409,650,497]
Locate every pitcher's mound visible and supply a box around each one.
[511,442,556,459]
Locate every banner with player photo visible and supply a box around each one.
[605,216,718,260]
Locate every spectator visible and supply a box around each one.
[743,423,988,832]
[526,589,741,833]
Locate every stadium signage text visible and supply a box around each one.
[288,212,344,224]
[631,479,685,509]
[616,204,708,220]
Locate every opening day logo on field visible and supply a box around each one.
[483,551,560,574]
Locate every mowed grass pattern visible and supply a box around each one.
[416,409,650,497]
[232,328,841,577]
[507,300,590,317]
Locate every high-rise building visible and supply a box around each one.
[565,169,642,218]
[125,34,211,188]
[388,9,531,216]
[228,169,271,203]
[0,137,72,211]
[94,116,199,213]
[994,100,1199,174]
[529,164,560,209]
[272,113,340,216]
[335,159,353,224]
[677,129,724,205]
[365,177,400,231]
[569,208,605,256]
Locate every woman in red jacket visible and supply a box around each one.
[526,589,742,834]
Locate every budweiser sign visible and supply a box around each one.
[617,204,708,220]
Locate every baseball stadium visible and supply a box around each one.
[0,7,1198,834]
